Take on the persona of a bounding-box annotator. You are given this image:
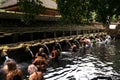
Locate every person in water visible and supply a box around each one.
[28,64,44,80]
[33,48,48,71]
[79,37,86,47]
[32,56,48,71]
[84,38,92,48]
[35,48,48,59]
[80,37,92,48]
[5,60,24,80]
[71,43,77,52]
[50,46,60,62]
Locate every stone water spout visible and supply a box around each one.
[1,47,15,65]
[0,46,10,60]
[54,40,62,51]
[2,49,8,60]
[66,40,72,47]
[26,46,34,58]
[74,39,80,48]
[60,40,72,51]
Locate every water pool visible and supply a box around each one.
[1,40,120,80]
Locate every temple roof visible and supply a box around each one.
[0,0,57,10]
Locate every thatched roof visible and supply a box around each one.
[0,0,16,8]
[0,0,57,10]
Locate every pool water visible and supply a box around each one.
[1,40,120,80]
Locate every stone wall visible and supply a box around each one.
[0,24,105,45]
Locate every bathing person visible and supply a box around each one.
[5,60,24,80]
[35,48,48,59]
[0,63,8,80]
[50,46,60,62]
[105,35,111,44]
[79,37,86,47]
[28,64,44,80]
[33,48,48,70]
[1,49,16,79]
[84,38,92,48]
[80,37,92,48]
[91,37,97,47]
[32,56,48,71]
[71,43,77,52]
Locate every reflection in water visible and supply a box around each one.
[43,40,120,80]
[1,40,120,80]
[44,53,118,80]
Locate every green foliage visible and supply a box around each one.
[89,0,120,24]
[57,0,93,24]
[57,0,120,25]
[18,0,45,25]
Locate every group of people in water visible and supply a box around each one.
[1,34,112,80]
[80,34,111,48]
[1,43,62,80]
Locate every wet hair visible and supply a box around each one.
[6,60,17,71]
[28,64,38,75]
[39,48,44,52]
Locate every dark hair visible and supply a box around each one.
[7,60,17,71]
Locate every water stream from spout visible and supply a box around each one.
[55,42,62,51]
[4,55,15,65]
[2,50,14,63]
[67,42,72,47]
[5,56,9,60]
[75,40,80,47]
[27,47,34,58]
[43,44,50,55]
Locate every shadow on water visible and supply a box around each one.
[1,40,120,80]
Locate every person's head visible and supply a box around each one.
[28,64,38,75]
[39,48,44,53]
[6,60,17,71]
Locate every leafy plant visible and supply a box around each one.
[57,0,120,25]
[18,0,45,25]
[57,0,93,24]
[90,0,120,24]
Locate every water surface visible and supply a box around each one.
[1,40,120,80]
